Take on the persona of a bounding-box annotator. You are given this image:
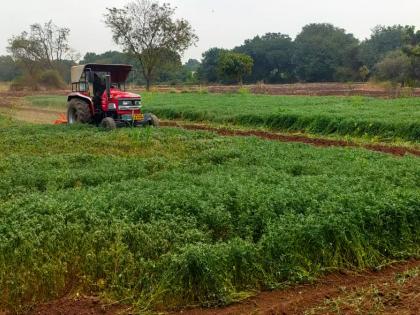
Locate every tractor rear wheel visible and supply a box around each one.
[101,117,117,130]
[67,99,92,124]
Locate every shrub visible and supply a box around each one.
[38,70,66,89]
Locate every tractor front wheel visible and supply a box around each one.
[146,113,160,128]
[67,99,92,124]
[101,117,117,130]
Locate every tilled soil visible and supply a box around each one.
[27,296,126,315]
[144,83,420,98]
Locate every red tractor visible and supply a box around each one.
[67,64,159,129]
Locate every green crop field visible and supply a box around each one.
[0,115,419,313]
[25,93,420,142]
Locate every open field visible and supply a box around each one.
[0,115,419,314]
[0,82,10,93]
[19,93,420,143]
[143,93,420,142]
[145,82,420,98]
[0,89,419,314]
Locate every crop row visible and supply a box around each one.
[141,93,420,141]
[0,118,419,312]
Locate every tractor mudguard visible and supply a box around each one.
[67,93,94,115]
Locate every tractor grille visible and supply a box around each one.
[118,99,141,111]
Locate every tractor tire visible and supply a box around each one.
[101,117,117,130]
[67,98,92,124]
[147,113,160,128]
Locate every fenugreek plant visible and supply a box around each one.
[0,117,419,313]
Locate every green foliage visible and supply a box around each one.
[218,52,254,85]
[359,25,414,69]
[0,117,418,312]
[293,23,360,82]
[197,48,228,83]
[39,70,66,89]
[80,51,132,65]
[374,50,411,85]
[359,65,370,81]
[234,33,295,83]
[139,93,420,142]
[0,55,21,81]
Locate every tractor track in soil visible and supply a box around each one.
[24,259,420,315]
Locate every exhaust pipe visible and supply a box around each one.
[105,75,111,98]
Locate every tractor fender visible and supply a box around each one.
[67,93,94,115]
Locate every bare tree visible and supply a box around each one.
[8,21,72,70]
[105,0,198,90]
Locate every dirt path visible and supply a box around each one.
[23,260,420,315]
[0,94,64,124]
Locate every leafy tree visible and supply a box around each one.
[180,59,201,84]
[235,33,295,83]
[359,65,370,82]
[293,23,360,82]
[184,59,200,73]
[80,51,132,65]
[218,52,254,85]
[105,0,198,90]
[359,25,414,69]
[374,50,411,85]
[0,56,21,81]
[401,29,420,82]
[196,48,227,83]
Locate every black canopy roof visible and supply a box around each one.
[71,64,133,83]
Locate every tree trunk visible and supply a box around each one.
[145,67,154,91]
[146,77,151,91]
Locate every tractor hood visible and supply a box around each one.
[110,88,141,100]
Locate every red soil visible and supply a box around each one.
[27,295,126,315]
[147,83,420,98]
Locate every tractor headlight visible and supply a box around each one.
[108,103,117,110]
[122,101,131,106]
[134,100,142,106]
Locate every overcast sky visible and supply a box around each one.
[1,0,420,62]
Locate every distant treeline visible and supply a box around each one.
[2,23,420,87]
